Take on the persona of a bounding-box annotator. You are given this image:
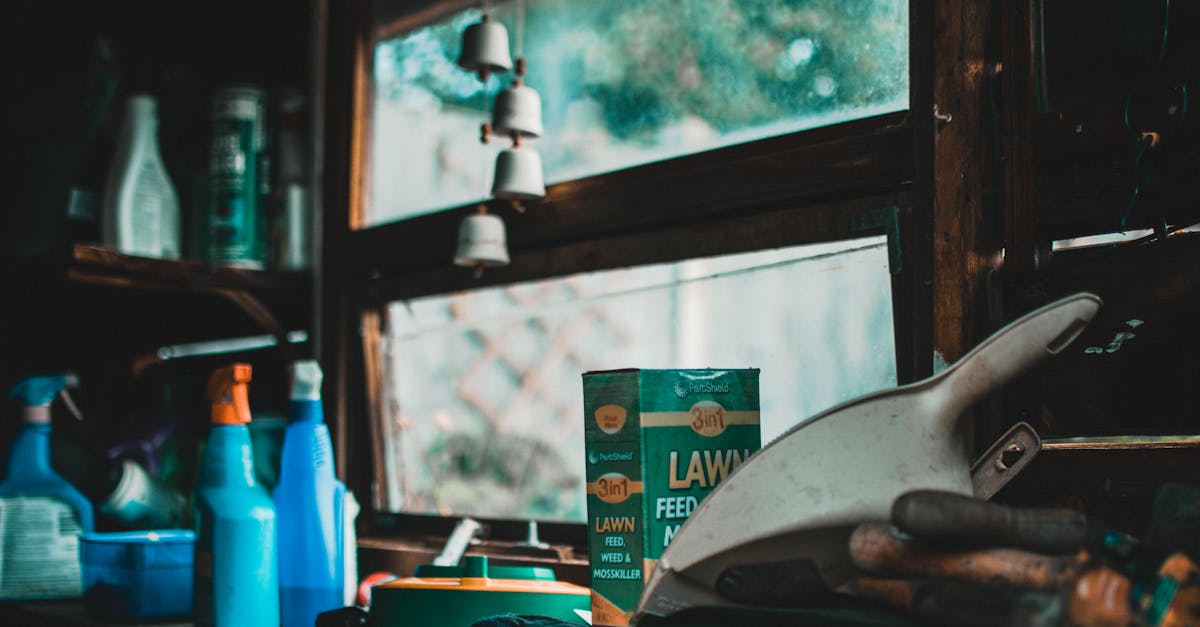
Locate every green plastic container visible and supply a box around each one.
[367,555,589,626]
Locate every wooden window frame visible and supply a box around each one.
[315,0,1038,544]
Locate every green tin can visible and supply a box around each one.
[207,85,266,268]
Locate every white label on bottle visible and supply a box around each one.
[0,497,83,599]
[133,160,164,247]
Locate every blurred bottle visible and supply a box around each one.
[66,37,121,246]
[98,458,187,529]
[206,85,268,269]
[0,374,93,600]
[269,87,311,271]
[193,364,278,626]
[101,94,181,259]
[274,361,345,626]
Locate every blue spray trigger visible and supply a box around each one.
[7,374,79,407]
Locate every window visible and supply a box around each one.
[378,237,897,521]
[367,0,910,226]
[345,0,916,527]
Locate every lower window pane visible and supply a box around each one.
[380,236,897,522]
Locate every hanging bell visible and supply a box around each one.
[492,83,543,138]
[492,145,545,200]
[456,15,513,80]
[454,208,510,271]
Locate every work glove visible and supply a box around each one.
[844,490,1200,627]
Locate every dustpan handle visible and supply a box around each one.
[931,292,1102,421]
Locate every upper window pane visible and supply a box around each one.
[366,0,910,226]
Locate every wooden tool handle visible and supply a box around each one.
[1067,565,1134,627]
[893,490,1089,555]
[849,523,1086,591]
[847,577,1065,627]
[843,577,919,612]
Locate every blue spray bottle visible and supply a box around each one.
[0,373,94,600]
[193,364,279,626]
[274,360,346,626]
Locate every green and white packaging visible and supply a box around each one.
[582,368,760,625]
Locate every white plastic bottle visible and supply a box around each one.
[102,94,181,259]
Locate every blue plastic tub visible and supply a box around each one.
[79,530,195,621]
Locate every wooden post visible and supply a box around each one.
[903,0,936,385]
[999,0,1040,288]
[318,0,374,505]
[930,0,998,370]
[918,0,1028,451]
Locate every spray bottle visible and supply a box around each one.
[193,364,278,626]
[274,360,346,626]
[0,373,94,600]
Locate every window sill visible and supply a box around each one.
[357,534,590,588]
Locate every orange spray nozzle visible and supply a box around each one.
[208,363,253,425]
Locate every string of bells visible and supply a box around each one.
[453,11,546,277]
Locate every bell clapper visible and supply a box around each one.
[474,262,485,279]
[480,122,492,144]
[514,57,526,87]
[510,199,525,214]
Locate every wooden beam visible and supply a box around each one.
[361,308,390,512]
[345,113,912,281]
[319,0,372,499]
[999,0,1040,282]
[997,442,1200,537]
[903,0,936,385]
[360,191,908,306]
[925,0,1009,456]
[374,0,477,42]
[930,0,1000,368]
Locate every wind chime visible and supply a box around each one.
[453,0,546,278]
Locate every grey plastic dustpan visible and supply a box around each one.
[635,292,1102,622]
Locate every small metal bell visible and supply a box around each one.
[454,208,510,272]
[456,15,513,80]
[492,83,543,138]
[492,144,545,200]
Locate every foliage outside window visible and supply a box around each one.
[368,0,909,225]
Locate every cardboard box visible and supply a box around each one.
[582,368,761,625]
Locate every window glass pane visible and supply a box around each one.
[379,236,897,521]
[367,0,910,226]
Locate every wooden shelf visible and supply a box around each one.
[997,440,1200,536]
[0,244,313,382]
[1,243,310,300]
[66,244,309,296]
[2,602,191,627]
